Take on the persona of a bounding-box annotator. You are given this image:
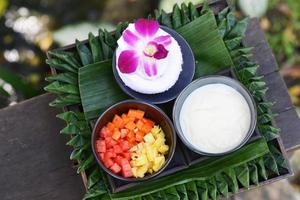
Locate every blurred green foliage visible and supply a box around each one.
[0,0,157,108]
[0,0,8,17]
[264,0,300,64]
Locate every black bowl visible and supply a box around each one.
[91,100,176,182]
[112,26,195,104]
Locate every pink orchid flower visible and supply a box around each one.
[117,19,172,77]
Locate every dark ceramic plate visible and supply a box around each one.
[91,100,176,182]
[112,26,195,104]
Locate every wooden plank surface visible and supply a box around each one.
[243,18,279,76]
[0,94,85,200]
[244,19,300,152]
[263,72,294,113]
[275,108,300,152]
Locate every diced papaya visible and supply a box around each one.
[128,109,145,119]
[128,109,137,119]
[135,131,144,142]
[120,129,128,138]
[107,122,115,132]
[112,129,121,140]
[136,120,144,130]
[125,121,136,130]
[121,114,130,123]
[143,118,155,127]
[141,123,153,134]
[112,114,124,128]
[135,110,145,119]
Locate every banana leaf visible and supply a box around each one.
[176,11,233,74]
[0,87,9,97]
[78,60,128,120]
[111,138,269,199]
[0,67,40,98]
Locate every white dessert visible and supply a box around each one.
[116,24,183,94]
[179,83,251,154]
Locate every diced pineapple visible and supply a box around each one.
[158,145,169,154]
[131,153,139,160]
[130,145,138,152]
[151,126,161,136]
[144,133,155,144]
[156,132,165,140]
[153,137,164,148]
[141,147,147,155]
[132,167,138,177]
[135,154,148,166]
[147,161,154,169]
[130,160,137,166]
[129,125,169,177]
[137,143,144,151]
[136,165,148,178]
[153,156,165,172]
[146,145,157,162]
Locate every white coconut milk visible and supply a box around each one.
[179,83,251,154]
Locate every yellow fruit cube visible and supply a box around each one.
[131,153,139,160]
[130,145,138,152]
[158,145,169,154]
[151,126,161,135]
[135,154,148,166]
[153,156,165,172]
[137,142,144,150]
[144,133,155,144]
[130,160,137,166]
[146,146,157,162]
[157,132,165,139]
[132,167,138,177]
[153,137,165,148]
[136,165,148,178]
[129,125,168,177]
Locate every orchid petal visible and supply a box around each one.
[123,30,140,47]
[135,19,159,38]
[153,44,169,59]
[143,59,157,77]
[153,35,172,46]
[118,50,139,74]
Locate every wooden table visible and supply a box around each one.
[1,11,300,200]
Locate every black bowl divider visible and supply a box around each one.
[89,68,262,193]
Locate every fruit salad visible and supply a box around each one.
[95,109,169,178]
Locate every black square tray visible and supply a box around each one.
[90,69,262,193]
